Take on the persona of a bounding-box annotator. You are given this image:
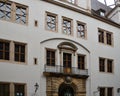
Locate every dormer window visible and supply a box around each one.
[98,9,106,17]
[67,0,76,4]
[61,0,76,4]
[100,11,105,16]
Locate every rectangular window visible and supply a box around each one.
[100,88,105,96]
[99,57,113,73]
[99,58,105,72]
[0,1,28,25]
[0,41,10,60]
[0,82,26,96]
[106,32,112,45]
[107,87,113,96]
[99,87,113,96]
[0,83,10,96]
[98,30,104,43]
[46,12,57,31]
[62,17,72,35]
[34,20,38,27]
[14,43,26,62]
[0,1,11,21]
[63,53,72,68]
[15,5,27,24]
[107,59,113,73]
[46,49,55,66]
[78,55,85,69]
[98,28,113,46]
[77,22,86,39]
[14,84,25,96]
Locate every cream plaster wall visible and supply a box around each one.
[0,0,120,96]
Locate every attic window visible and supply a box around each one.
[67,0,76,4]
[98,9,106,16]
[100,11,105,16]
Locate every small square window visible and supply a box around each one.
[34,58,38,65]
[34,20,38,27]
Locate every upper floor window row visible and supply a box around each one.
[0,1,28,24]
[45,12,87,39]
[98,28,113,46]
[0,39,26,63]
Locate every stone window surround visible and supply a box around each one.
[0,0,28,25]
[62,16,73,36]
[77,54,86,70]
[0,82,27,96]
[99,57,114,73]
[45,48,57,66]
[99,87,113,96]
[45,11,58,32]
[77,21,87,39]
[98,28,113,46]
[0,39,27,64]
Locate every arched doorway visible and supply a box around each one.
[59,83,75,96]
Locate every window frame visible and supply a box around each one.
[77,21,87,39]
[0,1,28,25]
[14,83,26,96]
[14,42,27,63]
[106,32,113,45]
[14,3,28,25]
[62,16,73,36]
[99,57,114,73]
[0,40,10,61]
[0,1,12,21]
[107,59,113,73]
[45,11,58,32]
[99,87,113,96]
[46,48,56,66]
[0,82,10,96]
[98,28,113,46]
[0,82,27,96]
[99,57,105,72]
[77,54,86,70]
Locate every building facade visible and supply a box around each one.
[0,0,120,96]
